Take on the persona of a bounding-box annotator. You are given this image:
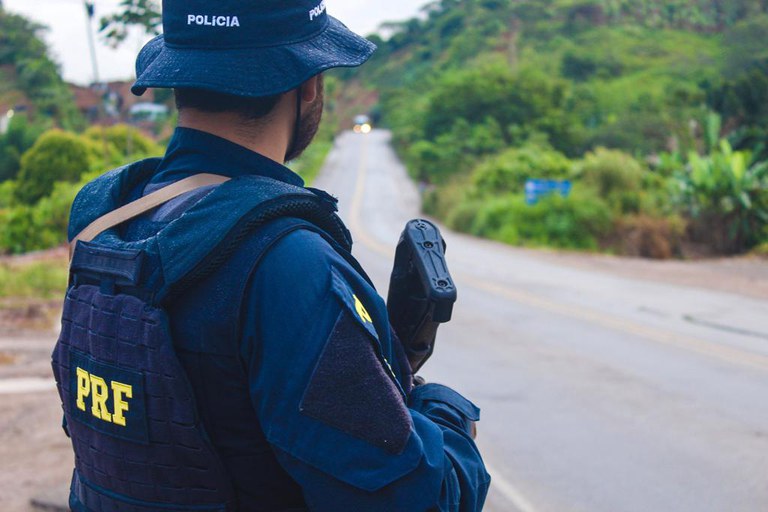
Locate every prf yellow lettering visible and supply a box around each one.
[74,367,132,427]
[111,381,132,427]
[76,368,90,411]
[90,375,112,422]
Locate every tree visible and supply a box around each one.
[423,62,578,154]
[100,0,161,47]
[0,11,81,128]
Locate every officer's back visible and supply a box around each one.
[54,1,490,510]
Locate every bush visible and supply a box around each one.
[752,241,768,257]
[406,118,506,184]
[470,144,573,196]
[445,199,483,233]
[673,140,768,253]
[81,124,163,168]
[0,114,48,182]
[562,49,624,82]
[0,180,15,208]
[423,175,471,219]
[288,140,332,185]
[455,188,614,250]
[0,259,69,299]
[0,179,81,254]
[422,62,579,155]
[13,130,91,205]
[611,214,686,259]
[0,206,35,254]
[577,147,647,213]
[407,140,443,182]
[0,126,165,254]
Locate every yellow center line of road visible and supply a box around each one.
[348,135,768,375]
[348,134,396,260]
[350,137,768,371]
[349,134,539,512]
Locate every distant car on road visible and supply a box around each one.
[353,114,372,134]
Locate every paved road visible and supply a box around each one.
[314,130,768,512]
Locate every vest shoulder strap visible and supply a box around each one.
[68,162,353,304]
[69,173,230,259]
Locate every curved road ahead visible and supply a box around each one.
[314,130,768,512]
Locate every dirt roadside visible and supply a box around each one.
[0,248,765,511]
[0,332,71,512]
[537,250,768,300]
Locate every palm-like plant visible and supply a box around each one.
[676,139,768,253]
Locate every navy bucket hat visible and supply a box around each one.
[132,0,376,98]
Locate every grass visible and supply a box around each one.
[751,242,768,258]
[289,139,333,186]
[0,258,68,299]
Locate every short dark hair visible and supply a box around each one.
[174,88,282,121]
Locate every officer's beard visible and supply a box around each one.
[285,76,324,162]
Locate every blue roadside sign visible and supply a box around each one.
[525,179,572,205]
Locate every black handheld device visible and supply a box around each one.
[387,219,457,372]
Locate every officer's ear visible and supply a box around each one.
[301,75,322,103]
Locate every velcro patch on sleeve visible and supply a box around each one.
[300,308,412,455]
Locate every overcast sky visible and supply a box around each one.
[3,0,427,85]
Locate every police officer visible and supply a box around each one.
[58,0,489,510]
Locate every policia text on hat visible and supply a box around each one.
[51,1,490,510]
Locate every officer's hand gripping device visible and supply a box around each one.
[387,219,457,373]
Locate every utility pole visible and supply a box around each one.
[83,1,101,85]
[83,1,109,163]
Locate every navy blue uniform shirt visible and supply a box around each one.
[125,127,490,511]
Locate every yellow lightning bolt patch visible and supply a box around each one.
[353,294,373,324]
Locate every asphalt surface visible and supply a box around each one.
[314,130,768,512]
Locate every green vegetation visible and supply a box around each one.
[80,124,164,169]
[288,115,338,185]
[13,130,91,205]
[3,2,766,260]
[348,0,768,257]
[99,0,162,46]
[289,139,332,186]
[0,114,49,182]
[0,10,82,183]
[0,258,69,299]
[0,126,162,254]
[674,140,768,253]
[289,75,348,185]
[0,10,81,128]
[448,188,614,250]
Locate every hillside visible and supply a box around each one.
[350,0,766,154]
[336,0,768,257]
[0,9,83,182]
[0,10,79,126]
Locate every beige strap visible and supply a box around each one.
[69,173,231,259]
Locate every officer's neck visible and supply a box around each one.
[177,105,292,164]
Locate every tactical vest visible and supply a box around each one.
[51,158,360,511]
